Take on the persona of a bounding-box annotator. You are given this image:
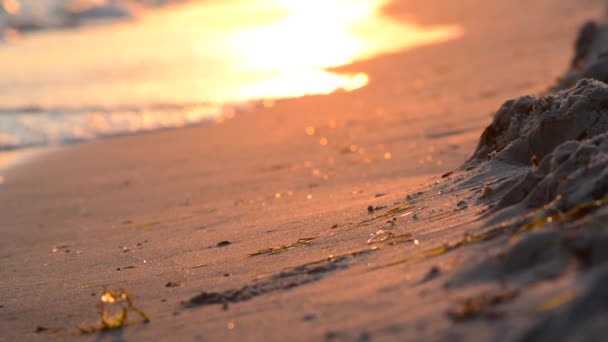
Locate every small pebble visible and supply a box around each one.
[457,200,468,209]
[480,185,492,198]
[420,266,441,283]
[302,313,318,321]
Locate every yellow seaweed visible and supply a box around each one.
[538,289,579,311]
[80,289,149,334]
[134,221,161,230]
[367,230,413,245]
[359,205,412,225]
[373,197,608,270]
[518,197,608,232]
[247,237,317,257]
[388,233,414,245]
[34,326,59,334]
[447,289,520,321]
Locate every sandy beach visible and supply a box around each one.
[1,0,607,340]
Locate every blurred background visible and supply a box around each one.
[0,0,459,150]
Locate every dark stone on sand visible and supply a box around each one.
[185,251,365,309]
[418,266,441,284]
[216,241,231,247]
[302,313,318,321]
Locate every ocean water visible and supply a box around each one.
[0,0,461,151]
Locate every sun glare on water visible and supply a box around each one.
[0,0,462,108]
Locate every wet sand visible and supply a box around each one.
[0,0,605,340]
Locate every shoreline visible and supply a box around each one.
[0,147,48,177]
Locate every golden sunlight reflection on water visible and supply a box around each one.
[0,0,462,108]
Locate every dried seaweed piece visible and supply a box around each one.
[480,185,492,199]
[52,245,70,253]
[442,171,454,178]
[537,289,579,311]
[116,266,136,271]
[563,198,608,220]
[447,289,520,321]
[367,229,391,244]
[366,230,413,245]
[187,248,376,308]
[34,326,59,334]
[518,197,608,232]
[388,233,414,245]
[247,236,318,257]
[374,197,608,270]
[360,205,412,225]
[134,221,161,230]
[373,232,494,269]
[385,205,412,216]
[531,154,539,168]
[79,289,149,334]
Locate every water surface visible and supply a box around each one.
[0,0,461,150]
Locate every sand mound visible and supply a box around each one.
[493,130,608,214]
[441,22,608,340]
[467,79,608,167]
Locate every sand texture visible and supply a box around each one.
[1,0,608,341]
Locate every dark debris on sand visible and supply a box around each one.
[184,249,374,308]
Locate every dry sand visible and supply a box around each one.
[1,0,607,340]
